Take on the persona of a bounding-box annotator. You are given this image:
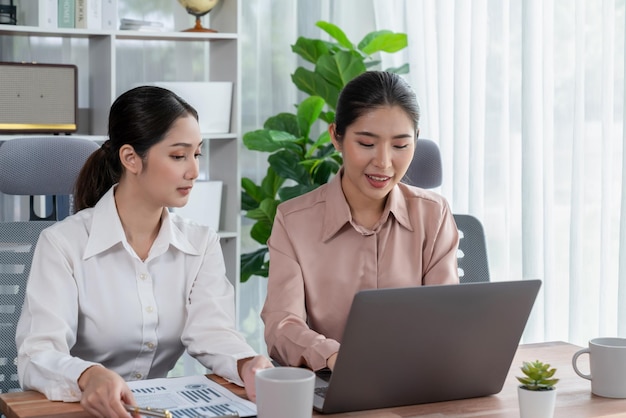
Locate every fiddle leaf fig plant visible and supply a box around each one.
[517,360,559,391]
[240,20,409,282]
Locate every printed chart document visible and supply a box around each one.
[128,375,256,417]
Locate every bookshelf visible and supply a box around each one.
[0,1,243,295]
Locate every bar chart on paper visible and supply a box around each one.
[128,375,257,418]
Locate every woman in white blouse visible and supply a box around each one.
[15,85,272,417]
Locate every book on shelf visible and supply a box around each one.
[100,0,117,30]
[119,17,164,31]
[57,0,74,28]
[19,0,57,28]
[74,0,85,28]
[75,0,100,29]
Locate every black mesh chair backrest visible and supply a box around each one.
[453,214,490,283]
[0,136,99,393]
[402,141,490,284]
[402,139,443,189]
[0,136,100,220]
[0,221,55,393]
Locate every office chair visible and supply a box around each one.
[403,139,490,283]
[402,139,442,189]
[453,214,490,283]
[0,136,99,394]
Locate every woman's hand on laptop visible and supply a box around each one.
[238,355,274,402]
[327,353,338,371]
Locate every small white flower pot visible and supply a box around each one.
[517,386,556,418]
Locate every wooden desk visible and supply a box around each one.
[2,342,626,418]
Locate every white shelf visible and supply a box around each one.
[0,24,237,40]
[0,0,242,288]
[0,133,236,141]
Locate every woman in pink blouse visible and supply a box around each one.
[261,71,460,372]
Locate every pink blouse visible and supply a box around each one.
[261,172,460,371]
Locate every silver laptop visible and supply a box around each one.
[313,279,542,414]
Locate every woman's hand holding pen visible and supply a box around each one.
[237,355,274,402]
[78,365,140,418]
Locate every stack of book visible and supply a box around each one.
[119,18,164,32]
[17,0,118,30]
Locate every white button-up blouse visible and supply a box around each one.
[16,186,256,402]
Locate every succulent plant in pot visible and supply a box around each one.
[517,360,559,418]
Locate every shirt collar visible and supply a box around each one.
[321,170,414,242]
[83,186,200,259]
[387,183,413,231]
[321,172,353,241]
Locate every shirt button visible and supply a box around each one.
[146,342,155,349]
[134,373,142,379]
[139,273,147,280]
[146,306,154,313]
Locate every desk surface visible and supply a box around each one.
[2,341,626,418]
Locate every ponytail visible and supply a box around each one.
[73,140,121,211]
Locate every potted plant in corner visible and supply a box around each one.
[516,360,559,418]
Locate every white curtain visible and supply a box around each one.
[239,0,626,353]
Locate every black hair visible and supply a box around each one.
[73,85,198,211]
[333,71,420,141]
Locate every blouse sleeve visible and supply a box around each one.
[182,232,257,386]
[261,209,340,371]
[422,199,460,285]
[16,229,101,402]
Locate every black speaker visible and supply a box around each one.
[0,62,77,133]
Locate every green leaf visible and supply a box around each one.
[278,184,320,202]
[250,220,272,246]
[297,96,325,140]
[244,207,269,222]
[516,376,533,386]
[311,159,340,184]
[320,39,344,54]
[241,190,257,212]
[269,150,310,184]
[240,247,269,282]
[316,21,353,50]
[316,50,367,90]
[385,63,410,74]
[359,32,408,55]
[320,110,335,124]
[242,177,268,211]
[543,378,560,386]
[306,130,332,158]
[241,177,264,203]
[243,129,301,153]
[264,112,301,137]
[291,37,330,64]
[358,30,391,51]
[245,198,278,222]
[292,67,338,106]
[316,142,341,158]
[245,198,279,245]
[260,166,285,199]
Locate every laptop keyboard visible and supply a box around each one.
[315,386,328,398]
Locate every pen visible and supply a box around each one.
[123,403,240,418]
[123,403,173,418]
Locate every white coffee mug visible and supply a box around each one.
[255,366,315,418]
[572,337,626,398]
